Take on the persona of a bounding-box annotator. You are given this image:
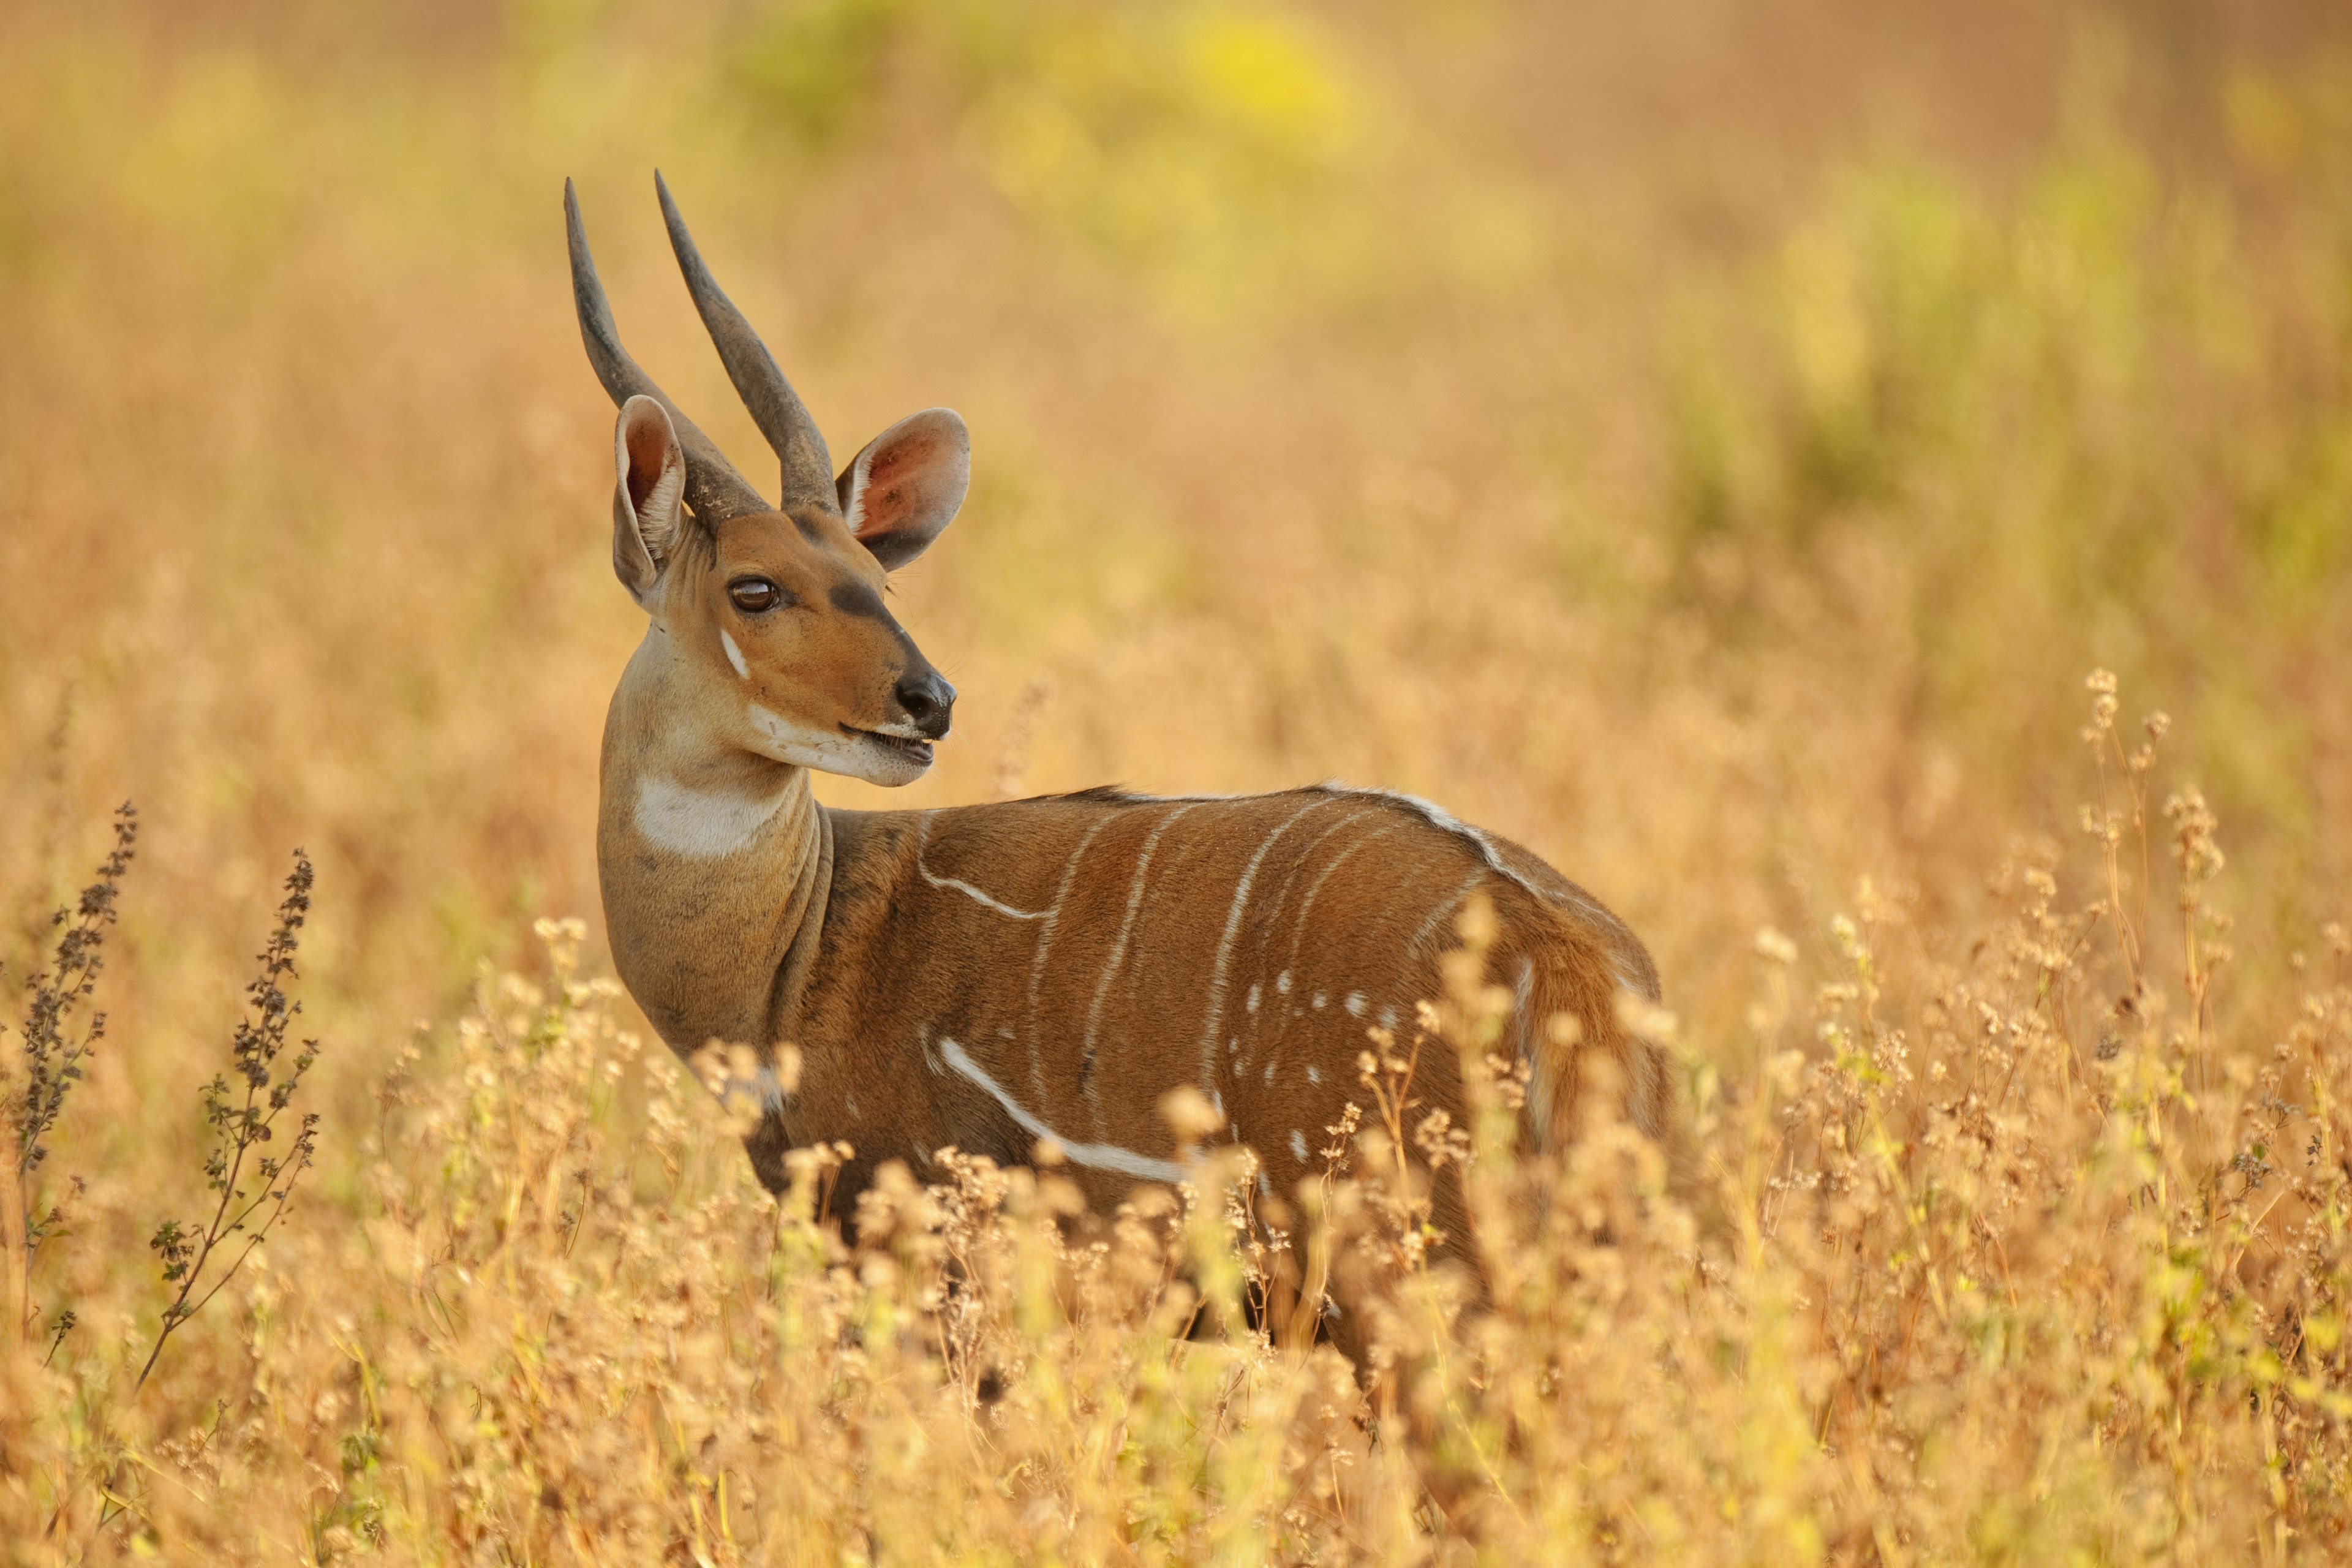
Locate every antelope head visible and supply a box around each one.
[567,175,966,786]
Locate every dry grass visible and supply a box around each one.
[4,1,2352,1560]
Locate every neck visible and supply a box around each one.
[597,626,834,1060]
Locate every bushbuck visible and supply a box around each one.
[568,175,1679,1267]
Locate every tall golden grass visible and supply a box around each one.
[4,1,2351,1559]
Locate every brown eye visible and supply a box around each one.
[728,576,783,614]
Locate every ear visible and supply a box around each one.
[612,394,687,606]
[835,408,970,571]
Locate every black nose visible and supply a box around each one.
[895,669,956,739]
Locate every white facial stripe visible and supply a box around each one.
[1196,800,1325,1090]
[634,774,791,859]
[938,1038,1186,1184]
[720,630,750,679]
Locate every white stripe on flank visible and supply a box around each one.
[919,863,1046,919]
[938,1038,1186,1184]
[1084,804,1202,1120]
[1237,802,1374,1066]
[1196,800,1325,1090]
[1408,869,1490,959]
[720,630,750,679]
[1025,814,1119,1104]
[1290,1129,1308,1163]
[1284,822,1405,969]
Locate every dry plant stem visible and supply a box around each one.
[137,850,321,1392]
[3,803,138,1348]
[0,1149,23,1353]
[11,804,137,1243]
[2084,672,2146,997]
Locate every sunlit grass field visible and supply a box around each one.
[5,1,2352,1560]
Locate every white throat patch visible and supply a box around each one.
[634,774,791,859]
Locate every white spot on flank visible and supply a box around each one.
[1246,983,1260,1014]
[1344,991,1367,1018]
[1290,1130,1308,1163]
[720,629,750,679]
[1377,1004,1399,1030]
[1306,1065,1322,1085]
[634,775,791,859]
[1311,992,1327,1009]
[1276,971,1292,994]
[845,1091,859,1118]
[937,1039,1186,1184]
[1262,1061,1275,1084]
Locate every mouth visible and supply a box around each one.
[846,726,935,768]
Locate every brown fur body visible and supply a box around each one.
[602,733,1668,1229]
[569,175,1677,1248]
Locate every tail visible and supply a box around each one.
[1490,895,1703,1210]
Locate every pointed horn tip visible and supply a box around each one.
[655,173,700,263]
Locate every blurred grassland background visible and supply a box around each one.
[5,0,2352,1559]
[4,0,2346,1141]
